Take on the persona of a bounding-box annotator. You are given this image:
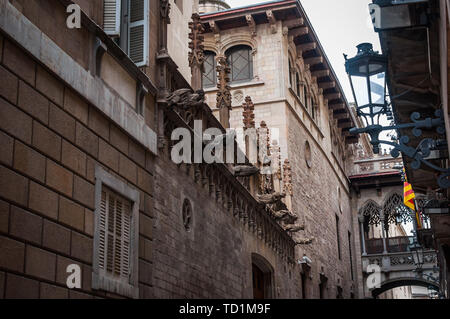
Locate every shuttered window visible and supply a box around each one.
[128,0,149,67]
[226,45,253,83]
[98,187,132,281]
[93,167,139,298]
[104,0,122,36]
[203,51,217,88]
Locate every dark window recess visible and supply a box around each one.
[226,45,253,83]
[336,214,341,260]
[203,51,217,88]
[348,231,354,280]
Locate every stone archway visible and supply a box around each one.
[251,253,274,299]
[371,277,440,298]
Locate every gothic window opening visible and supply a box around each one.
[251,254,274,299]
[335,214,341,260]
[182,198,193,232]
[203,51,217,88]
[296,72,301,96]
[226,45,253,83]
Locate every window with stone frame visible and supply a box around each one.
[296,72,301,97]
[103,0,149,67]
[203,51,217,88]
[303,85,308,110]
[226,45,253,83]
[93,166,140,298]
[288,59,293,87]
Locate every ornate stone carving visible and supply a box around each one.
[189,13,205,90]
[233,165,260,177]
[166,88,205,125]
[216,55,232,128]
[284,224,305,232]
[256,192,285,205]
[242,96,255,130]
[266,10,277,34]
[283,159,293,196]
[246,14,256,37]
[295,238,315,245]
[160,0,171,20]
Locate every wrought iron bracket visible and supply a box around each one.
[350,110,449,189]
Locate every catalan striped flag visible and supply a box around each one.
[403,172,423,229]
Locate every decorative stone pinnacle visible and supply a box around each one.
[283,159,293,196]
[242,96,255,130]
[188,14,205,66]
[216,55,231,110]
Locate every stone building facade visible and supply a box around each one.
[200,0,361,298]
[0,0,301,299]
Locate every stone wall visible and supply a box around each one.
[202,17,357,299]
[0,0,301,299]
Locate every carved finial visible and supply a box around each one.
[283,159,293,196]
[160,0,171,20]
[216,56,231,110]
[295,238,314,245]
[189,13,205,90]
[242,96,255,130]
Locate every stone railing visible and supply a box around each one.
[351,155,403,176]
[362,250,438,272]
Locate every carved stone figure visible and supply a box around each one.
[233,165,260,177]
[257,192,286,204]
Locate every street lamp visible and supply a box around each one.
[345,43,389,154]
[409,241,424,272]
[344,43,450,188]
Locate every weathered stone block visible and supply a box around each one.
[64,89,88,125]
[58,196,84,232]
[10,206,42,245]
[71,231,93,263]
[139,259,152,286]
[139,213,152,240]
[0,165,29,206]
[3,40,36,85]
[84,208,94,236]
[46,159,73,197]
[28,181,59,220]
[73,175,95,209]
[99,139,119,171]
[75,122,99,158]
[129,140,146,167]
[40,282,69,299]
[5,273,39,299]
[0,199,9,233]
[0,64,19,104]
[25,245,56,281]
[119,153,137,184]
[138,167,153,196]
[36,66,64,106]
[56,255,79,285]
[0,235,25,272]
[110,124,129,154]
[13,140,46,182]
[88,106,110,141]
[18,80,49,124]
[32,121,62,161]
[0,130,14,166]
[0,98,33,143]
[49,103,76,142]
[43,219,71,254]
[61,140,86,177]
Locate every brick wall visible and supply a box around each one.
[0,35,154,298]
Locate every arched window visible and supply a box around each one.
[288,59,293,87]
[226,45,253,83]
[203,51,217,88]
[303,86,308,110]
[296,72,301,96]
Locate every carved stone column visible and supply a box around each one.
[242,96,256,161]
[283,159,293,211]
[271,141,282,194]
[359,215,367,256]
[380,211,388,254]
[189,13,205,91]
[216,55,231,129]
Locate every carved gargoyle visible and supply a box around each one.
[166,88,205,110]
[295,237,315,245]
[256,192,285,205]
[284,224,305,232]
[233,165,260,177]
[276,210,298,224]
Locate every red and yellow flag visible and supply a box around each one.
[403,173,423,229]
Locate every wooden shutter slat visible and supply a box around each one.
[104,0,121,36]
[128,0,148,67]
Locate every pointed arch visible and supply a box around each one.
[383,192,414,224]
[359,200,382,226]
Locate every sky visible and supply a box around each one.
[227,0,381,103]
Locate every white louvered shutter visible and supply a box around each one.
[98,188,132,282]
[128,0,149,67]
[104,0,121,37]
